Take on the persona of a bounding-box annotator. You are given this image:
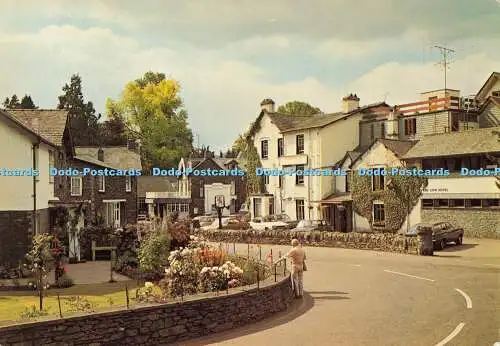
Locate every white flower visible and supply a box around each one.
[34,263,38,268]
[28,282,33,286]
[224,269,230,276]
[165,268,170,274]
[201,267,210,274]
[145,282,154,288]
[212,266,218,271]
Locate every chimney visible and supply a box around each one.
[97,147,104,161]
[386,109,399,140]
[260,98,275,113]
[342,93,360,113]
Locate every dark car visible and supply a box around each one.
[406,222,464,250]
[291,220,329,232]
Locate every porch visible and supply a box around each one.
[316,193,354,233]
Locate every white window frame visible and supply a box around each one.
[71,176,82,196]
[98,175,105,192]
[125,175,132,192]
[371,175,385,191]
[230,181,235,195]
[372,201,385,224]
[261,140,268,159]
[296,199,305,220]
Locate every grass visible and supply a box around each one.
[0,280,140,326]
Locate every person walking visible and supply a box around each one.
[277,238,307,298]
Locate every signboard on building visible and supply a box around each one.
[215,195,225,208]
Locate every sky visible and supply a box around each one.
[1,0,499,151]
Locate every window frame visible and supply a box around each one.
[277,138,284,157]
[261,140,269,159]
[295,199,305,220]
[98,175,105,192]
[371,175,385,191]
[296,134,304,154]
[404,118,417,136]
[295,165,305,185]
[125,175,132,192]
[372,202,385,225]
[71,176,82,196]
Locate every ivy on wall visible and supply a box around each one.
[241,137,263,197]
[351,171,428,232]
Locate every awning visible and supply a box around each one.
[313,194,353,204]
[103,199,127,203]
[421,193,500,199]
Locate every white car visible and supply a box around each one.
[202,217,230,230]
[250,215,290,231]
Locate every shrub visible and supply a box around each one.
[19,305,49,320]
[79,224,115,260]
[198,261,244,293]
[65,296,94,312]
[195,247,227,267]
[55,273,74,288]
[161,248,199,297]
[138,229,170,273]
[114,225,140,259]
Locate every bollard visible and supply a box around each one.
[57,294,63,318]
[274,264,277,282]
[284,259,287,276]
[259,245,262,260]
[125,284,130,309]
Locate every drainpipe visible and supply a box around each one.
[307,129,312,220]
[32,142,40,235]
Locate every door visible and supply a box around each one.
[113,202,121,228]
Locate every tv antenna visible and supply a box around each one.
[433,45,455,90]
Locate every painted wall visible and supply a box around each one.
[422,176,500,197]
[205,183,233,216]
[351,142,403,170]
[0,119,53,211]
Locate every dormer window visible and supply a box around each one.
[492,90,500,97]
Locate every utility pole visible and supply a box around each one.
[433,45,455,90]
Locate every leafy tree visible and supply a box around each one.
[25,234,55,310]
[232,134,247,154]
[277,101,322,115]
[57,74,101,146]
[107,71,193,169]
[20,95,37,109]
[98,112,128,146]
[3,94,21,109]
[239,137,262,196]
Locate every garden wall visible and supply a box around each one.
[0,275,294,345]
[197,229,422,254]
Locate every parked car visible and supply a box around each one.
[271,214,300,230]
[250,214,289,231]
[291,220,329,232]
[406,222,464,250]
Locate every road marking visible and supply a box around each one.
[434,322,465,346]
[350,264,362,267]
[484,264,500,268]
[383,270,435,282]
[454,288,472,309]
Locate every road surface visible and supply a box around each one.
[180,239,500,346]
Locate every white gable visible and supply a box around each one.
[351,142,403,170]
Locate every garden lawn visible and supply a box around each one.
[0,280,141,326]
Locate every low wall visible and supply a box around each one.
[197,229,421,254]
[0,275,294,345]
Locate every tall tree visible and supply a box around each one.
[232,134,247,154]
[3,94,21,109]
[106,71,193,169]
[277,101,322,115]
[57,74,101,146]
[98,112,128,146]
[20,95,37,109]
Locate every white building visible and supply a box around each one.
[0,109,69,264]
[248,96,391,221]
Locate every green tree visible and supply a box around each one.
[98,111,128,146]
[277,101,322,115]
[3,94,21,109]
[57,74,101,146]
[239,137,262,196]
[20,95,37,109]
[107,71,193,169]
[232,134,247,154]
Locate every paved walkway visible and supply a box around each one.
[180,238,500,346]
[66,261,130,285]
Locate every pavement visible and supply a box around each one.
[179,238,500,346]
[65,261,130,284]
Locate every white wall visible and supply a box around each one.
[0,119,52,211]
[205,183,233,216]
[398,200,421,233]
[351,142,402,170]
[422,176,500,196]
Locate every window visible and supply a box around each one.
[71,176,82,196]
[104,202,121,227]
[261,140,268,159]
[437,199,449,208]
[372,175,385,191]
[98,175,105,192]
[180,204,189,213]
[263,175,269,185]
[277,138,284,157]
[295,165,304,185]
[125,175,132,192]
[370,124,375,141]
[253,198,262,217]
[381,122,385,139]
[296,134,304,154]
[296,199,305,220]
[49,150,55,183]
[470,156,480,169]
[373,203,385,225]
[492,90,500,97]
[450,199,465,208]
[230,181,235,195]
[200,180,204,197]
[451,114,459,132]
[482,199,499,208]
[345,171,350,192]
[278,175,283,188]
[404,118,417,136]
[269,199,274,215]
[422,199,433,208]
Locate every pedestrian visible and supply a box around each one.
[277,238,307,298]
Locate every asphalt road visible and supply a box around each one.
[180,239,500,346]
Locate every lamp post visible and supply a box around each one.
[215,195,230,229]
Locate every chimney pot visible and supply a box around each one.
[260,98,275,113]
[97,147,104,161]
[342,93,360,113]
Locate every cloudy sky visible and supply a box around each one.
[1,0,499,151]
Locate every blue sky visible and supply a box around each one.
[1,0,499,151]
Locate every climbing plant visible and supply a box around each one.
[351,171,428,232]
[240,137,262,198]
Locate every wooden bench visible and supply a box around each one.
[91,241,116,261]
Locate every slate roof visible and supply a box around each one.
[403,127,500,159]
[8,109,69,147]
[137,176,178,197]
[75,146,142,169]
[265,101,389,133]
[378,139,417,158]
[476,72,500,99]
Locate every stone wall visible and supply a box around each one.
[421,209,500,239]
[0,274,293,345]
[197,229,421,254]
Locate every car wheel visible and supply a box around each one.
[456,235,463,245]
[440,239,446,250]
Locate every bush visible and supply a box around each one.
[19,305,50,320]
[79,224,115,260]
[114,225,140,259]
[138,229,170,273]
[55,273,74,288]
[65,296,94,312]
[229,256,269,285]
